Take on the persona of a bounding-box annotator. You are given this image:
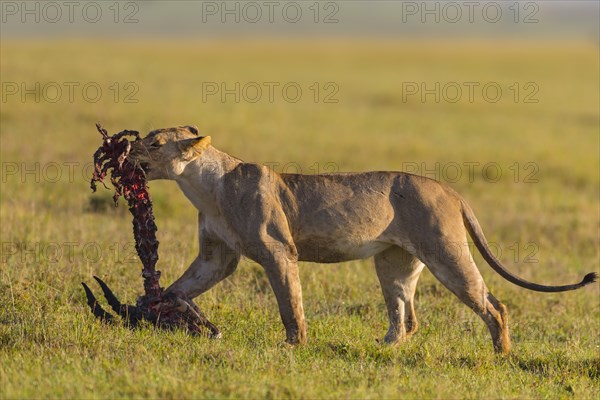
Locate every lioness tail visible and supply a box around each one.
[461,199,598,292]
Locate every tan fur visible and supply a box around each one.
[129,126,596,353]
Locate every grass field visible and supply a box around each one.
[1,39,599,398]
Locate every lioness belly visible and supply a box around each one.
[296,239,391,263]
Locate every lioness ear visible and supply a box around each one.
[178,136,211,159]
[183,125,199,135]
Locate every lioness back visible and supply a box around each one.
[277,171,457,262]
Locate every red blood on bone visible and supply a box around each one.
[91,124,162,299]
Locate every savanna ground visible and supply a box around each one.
[1,39,599,398]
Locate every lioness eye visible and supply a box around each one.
[150,141,161,147]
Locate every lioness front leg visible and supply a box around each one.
[167,237,240,299]
[247,241,307,345]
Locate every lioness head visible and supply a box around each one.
[129,126,212,180]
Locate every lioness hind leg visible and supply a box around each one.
[374,246,425,344]
[419,243,510,354]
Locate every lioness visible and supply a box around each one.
[129,125,597,353]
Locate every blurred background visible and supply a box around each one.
[3,1,599,38]
[2,0,598,245]
[1,1,599,396]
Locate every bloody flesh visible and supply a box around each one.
[83,123,219,336]
[90,124,161,299]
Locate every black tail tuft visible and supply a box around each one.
[582,272,599,285]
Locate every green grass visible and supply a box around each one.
[1,39,599,399]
